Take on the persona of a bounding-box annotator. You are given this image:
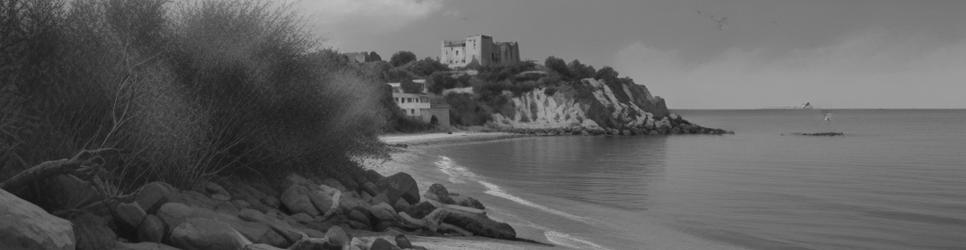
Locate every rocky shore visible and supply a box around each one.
[1,170,528,250]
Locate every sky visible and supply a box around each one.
[294,0,966,109]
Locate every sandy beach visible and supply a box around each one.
[380,131,524,146]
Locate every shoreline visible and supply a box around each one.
[380,131,526,147]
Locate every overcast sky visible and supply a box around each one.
[295,0,966,109]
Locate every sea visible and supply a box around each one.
[383,109,966,249]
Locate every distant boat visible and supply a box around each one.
[801,102,813,109]
[823,112,832,122]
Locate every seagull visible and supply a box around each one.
[696,10,728,31]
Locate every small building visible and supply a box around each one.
[388,82,451,128]
[441,34,519,68]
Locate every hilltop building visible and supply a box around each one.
[441,34,519,68]
[388,81,451,128]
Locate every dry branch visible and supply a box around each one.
[0,148,121,191]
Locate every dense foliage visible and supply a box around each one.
[389,51,417,67]
[0,0,389,190]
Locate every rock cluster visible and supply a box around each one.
[1,169,517,250]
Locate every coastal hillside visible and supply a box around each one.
[415,57,729,135]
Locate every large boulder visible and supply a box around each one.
[156,202,195,230]
[378,173,420,205]
[368,202,397,223]
[113,242,180,250]
[71,212,116,250]
[441,210,516,240]
[407,201,438,219]
[452,196,485,210]
[369,238,401,250]
[325,226,350,247]
[0,189,75,250]
[280,185,319,216]
[423,183,454,204]
[308,185,341,217]
[136,182,178,214]
[114,201,147,229]
[137,215,165,243]
[169,218,250,250]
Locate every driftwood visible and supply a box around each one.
[0,148,121,191]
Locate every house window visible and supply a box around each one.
[410,109,415,115]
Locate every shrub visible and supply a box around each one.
[410,57,449,76]
[0,0,388,194]
[427,72,457,95]
[568,60,596,80]
[400,78,423,94]
[544,56,571,79]
[389,50,416,67]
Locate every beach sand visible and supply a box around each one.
[380,131,523,146]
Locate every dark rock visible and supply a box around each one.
[239,209,268,223]
[288,238,331,250]
[441,210,516,240]
[71,212,116,250]
[233,199,251,209]
[156,202,194,229]
[243,243,285,250]
[280,185,319,216]
[256,229,289,248]
[136,182,177,214]
[407,201,438,219]
[291,213,314,223]
[115,201,147,229]
[423,183,455,204]
[378,173,420,205]
[394,235,413,249]
[370,238,401,250]
[137,215,165,243]
[325,225,350,247]
[262,196,280,208]
[114,242,180,250]
[368,202,397,223]
[348,209,371,226]
[309,185,341,216]
[169,218,248,250]
[452,196,485,210]
[393,198,412,214]
[362,182,379,196]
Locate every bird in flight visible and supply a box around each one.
[696,10,728,31]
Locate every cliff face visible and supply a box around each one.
[489,78,726,135]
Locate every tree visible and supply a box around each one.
[390,51,417,67]
[411,57,449,76]
[568,59,596,80]
[367,51,382,62]
[427,72,456,95]
[400,78,423,94]
[544,56,571,79]
[595,66,620,83]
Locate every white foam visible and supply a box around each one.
[545,231,612,250]
[434,156,477,184]
[477,180,592,224]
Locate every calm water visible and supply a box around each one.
[390,110,966,249]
